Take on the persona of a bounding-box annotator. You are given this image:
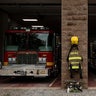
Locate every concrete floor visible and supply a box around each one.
[88,68,96,87]
[1,68,96,96]
[0,88,96,96]
[0,75,61,87]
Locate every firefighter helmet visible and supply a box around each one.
[71,36,79,45]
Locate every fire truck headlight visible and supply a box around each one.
[8,58,12,62]
[12,58,16,62]
[8,57,16,63]
[42,58,46,63]
[39,57,42,62]
[39,57,46,63]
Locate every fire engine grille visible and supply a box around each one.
[17,53,38,64]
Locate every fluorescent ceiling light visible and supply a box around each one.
[22,19,38,21]
[32,25,44,28]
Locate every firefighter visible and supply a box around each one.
[67,36,83,79]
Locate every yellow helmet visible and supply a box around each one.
[71,36,79,45]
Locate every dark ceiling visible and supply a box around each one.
[88,0,96,35]
[0,0,61,33]
[0,0,96,34]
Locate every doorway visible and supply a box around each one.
[88,3,96,87]
[0,2,61,88]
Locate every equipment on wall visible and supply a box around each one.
[67,36,83,79]
[65,80,83,93]
[71,36,79,45]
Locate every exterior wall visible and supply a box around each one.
[61,0,88,88]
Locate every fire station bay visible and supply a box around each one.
[0,0,96,89]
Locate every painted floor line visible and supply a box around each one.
[49,77,58,87]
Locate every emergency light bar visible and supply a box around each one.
[22,19,38,21]
[32,25,44,28]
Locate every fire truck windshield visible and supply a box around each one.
[5,32,53,51]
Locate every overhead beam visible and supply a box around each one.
[0,0,61,4]
[88,4,96,6]
[0,3,61,7]
[89,0,96,4]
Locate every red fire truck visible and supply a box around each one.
[0,28,58,77]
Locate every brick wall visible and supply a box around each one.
[61,0,88,88]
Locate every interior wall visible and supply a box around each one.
[0,11,8,63]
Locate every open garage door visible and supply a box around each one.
[0,1,61,88]
[88,2,96,87]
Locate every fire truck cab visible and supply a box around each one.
[0,27,58,77]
